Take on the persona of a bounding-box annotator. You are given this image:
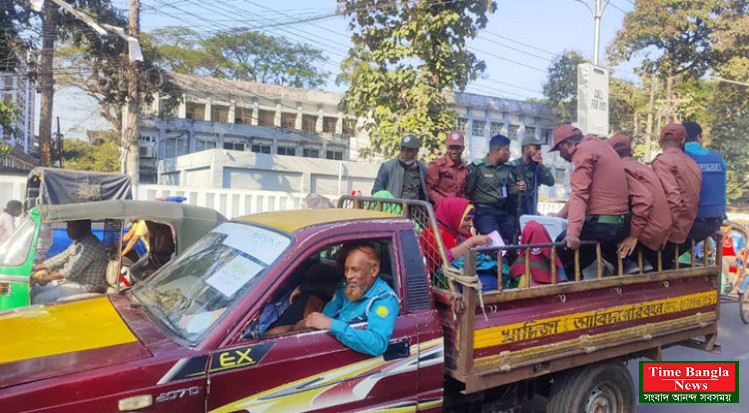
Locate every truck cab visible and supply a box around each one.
[0,208,444,413]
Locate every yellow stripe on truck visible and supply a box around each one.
[474,290,717,349]
[0,297,137,364]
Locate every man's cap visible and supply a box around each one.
[400,134,421,149]
[607,134,632,156]
[445,130,465,147]
[659,123,687,144]
[521,135,542,148]
[549,124,582,152]
[683,121,702,140]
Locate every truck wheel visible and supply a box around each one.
[546,360,634,413]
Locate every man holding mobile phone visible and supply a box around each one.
[513,135,555,215]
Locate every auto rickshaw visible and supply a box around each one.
[0,200,226,310]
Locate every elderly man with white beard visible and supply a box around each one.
[304,244,399,356]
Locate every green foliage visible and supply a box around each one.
[0,99,16,133]
[62,137,120,172]
[202,30,328,88]
[147,27,329,89]
[541,50,585,124]
[54,4,184,134]
[337,0,496,158]
[607,0,732,80]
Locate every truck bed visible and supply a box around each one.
[437,259,720,394]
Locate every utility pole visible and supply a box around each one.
[38,0,59,167]
[575,0,609,65]
[644,74,656,163]
[123,0,141,184]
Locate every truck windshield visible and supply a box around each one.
[0,215,36,267]
[131,222,291,345]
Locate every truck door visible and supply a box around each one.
[205,235,421,412]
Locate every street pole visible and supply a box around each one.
[123,0,141,184]
[38,0,59,167]
[575,0,609,66]
[645,74,656,163]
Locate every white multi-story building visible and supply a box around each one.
[142,73,569,200]
[0,58,35,155]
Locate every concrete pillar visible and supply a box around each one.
[218,132,225,150]
[204,100,212,122]
[274,100,282,127]
[157,122,166,160]
[178,97,187,118]
[251,98,259,126]
[295,102,303,130]
[501,112,509,135]
[316,105,324,133]
[188,124,196,154]
[336,112,343,135]
[228,100,236,124]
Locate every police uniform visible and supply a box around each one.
[322,277,399,356]
[466,157,521,242]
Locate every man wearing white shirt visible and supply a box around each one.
[0,200,22,243]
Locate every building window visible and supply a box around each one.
[302,114,317,132]
[196,139,216,152]
[508,125,520,139]
[165,136,188,158]
[303,148,320,158]
[235,107,252,124]
[211,105,229,123]
[251,143,271,154]
[541,129,552,145]
[342,118,357,136]
[326,150,343,160]
[490,122,503,137]
[456,118,468,134]
[224,141,246,151]
[525,126,536,139]
[277,146,296,156]
[322,116,338,133]
[472,120,486,137]
[185,102,205,120]
[281,112,297,129]
[257,109,275,127]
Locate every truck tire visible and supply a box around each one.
[546,360,634,413]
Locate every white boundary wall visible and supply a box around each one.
[3,173,748,222]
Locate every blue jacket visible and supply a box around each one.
[323,277,399,356]
[684,142,726,219]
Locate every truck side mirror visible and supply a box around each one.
[241,318,260,341]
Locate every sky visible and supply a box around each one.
[43,0,644,140]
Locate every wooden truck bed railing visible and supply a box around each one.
[336,196,721,394]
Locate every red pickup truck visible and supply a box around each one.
[0,197,721,413]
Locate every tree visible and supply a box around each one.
[541,50,585,124]
[54,6,183,135]
[337,0,496,157]
[62,134,120,172]
[201,30,329,88]
[144,27,214,75]
[0,100,16,133]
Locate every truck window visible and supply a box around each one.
[131,222,292,346]
[257,238,397,339]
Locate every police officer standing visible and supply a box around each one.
[513,135,555,215]
[372,134,428,200]
[466,134,525,243]
[682,121,727,246]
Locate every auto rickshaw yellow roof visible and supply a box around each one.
[235,208,397,232]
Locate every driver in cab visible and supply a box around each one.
[304,244,399,356]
